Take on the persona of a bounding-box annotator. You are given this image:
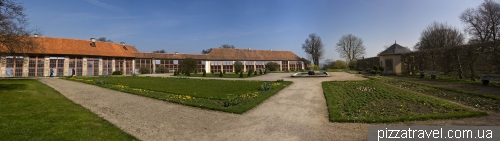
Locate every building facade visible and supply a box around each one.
[0,36,304,77]
[356,42,412,75]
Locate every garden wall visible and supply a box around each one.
[356,57,379,71]
[400,41,500,80]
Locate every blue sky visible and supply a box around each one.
[19,0,484,63]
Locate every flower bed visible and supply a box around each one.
[370,76,500,112]
[64,76,291,114]
[322,80,485,123]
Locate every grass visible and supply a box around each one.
[65,76,291,114]
[371,76,500,113]
[174,72,265,78]
[322,80,486,123]
[400,74,500,87]
[0,79,137,140]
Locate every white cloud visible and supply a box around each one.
[84,0,129,16]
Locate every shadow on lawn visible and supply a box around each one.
[0,84,26,91]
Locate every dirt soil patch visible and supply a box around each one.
[389,76,500,96]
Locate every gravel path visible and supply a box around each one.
[37,72,500,141]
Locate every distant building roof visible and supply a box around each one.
[206,48,301,61]
[378,43,412,56]
[134,48,302,61]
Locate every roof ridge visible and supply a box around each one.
[213,48,291,52]
[37,36,130,46]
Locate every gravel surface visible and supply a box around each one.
[37,72,500,141]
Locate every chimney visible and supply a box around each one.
[90,38,96,47]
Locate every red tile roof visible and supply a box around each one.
[1,36,302,60]
[207,48,301,61]
[134,52,209,60]
[0,36,139,57]
[134,48,302,61]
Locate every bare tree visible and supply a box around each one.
[0,0,40,56]
[460,0,500,43]
[220,44,235,48]
[459,0,500,80]
[335,34,365,65]
[202,44,235,54]
[97,37,113,42]
[414,22,465,50]
[301,33,324,66]
[153,49,166,53]
[415,22,466,78]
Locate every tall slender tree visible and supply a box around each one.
[301,33,324,66]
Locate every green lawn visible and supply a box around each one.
[372,76,500,113]
[0,79,137,140]
[66,76,291,114]
[174,72,266,78]
[322,80,486,123]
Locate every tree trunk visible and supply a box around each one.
[455,53,464,79]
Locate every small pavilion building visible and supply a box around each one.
[377,42,412,74]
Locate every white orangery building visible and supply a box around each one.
[0,36,304,77]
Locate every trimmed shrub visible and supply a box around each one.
[308,71,315,75]
[156,66,167,73]
[112,71,122,75]
[259,69,263,75]
[379,66,385,72]
[185,71,191,76]
[349,65,354,70]
[202,69,206,77]
[239,71,243,78]
[234,61,244,73]
[254,70,257,75]
[248,69,252,76]
[219,71,223,77]
[211,71,214,74]
[139,67,150,74]
[223,70,226,74]
[310,64,319,71]
[265,62,279,71]
[373,65,379,72]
